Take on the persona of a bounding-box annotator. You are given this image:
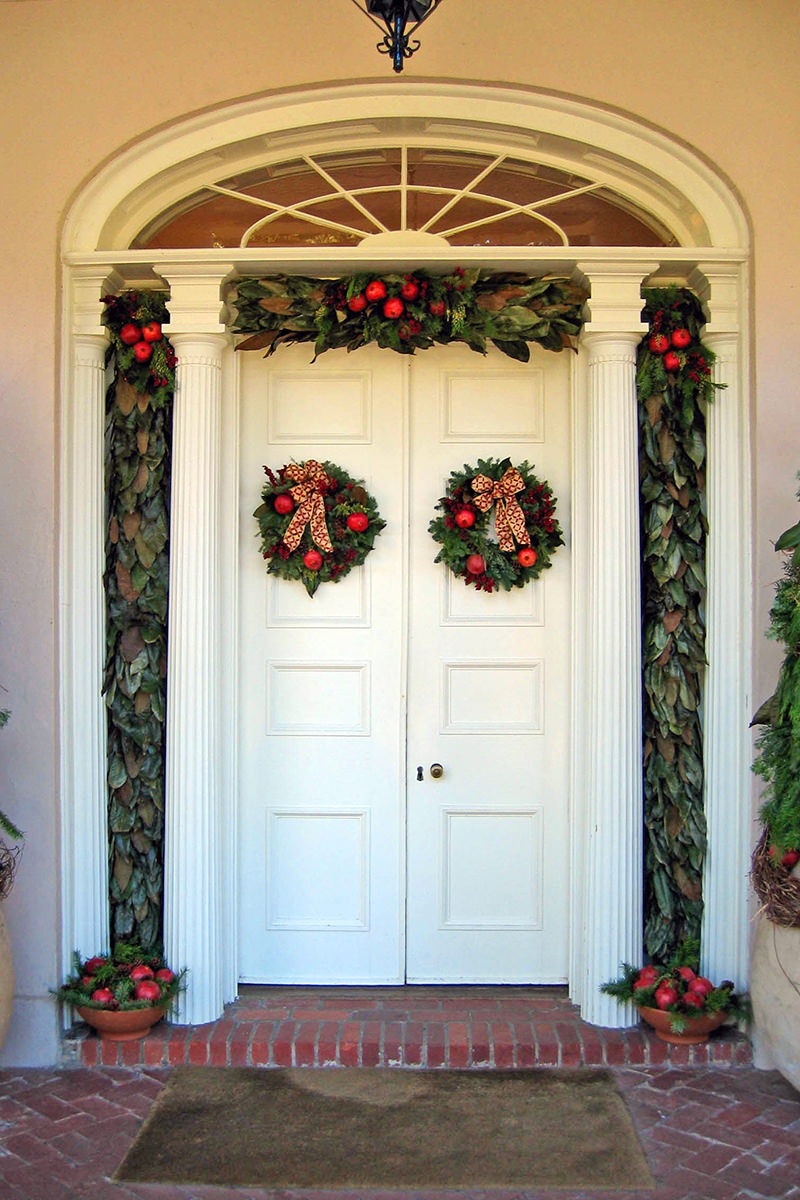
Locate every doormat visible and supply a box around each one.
[114,1066,654,1190]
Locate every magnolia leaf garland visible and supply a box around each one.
[255,460,385,597]
[231,270,587,362]
[103,290,176,951]
[429,458,563,592]
[638,287,719,961]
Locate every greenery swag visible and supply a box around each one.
[231,270,587,361]
[638,288,719,960]
[97,274,720,964]
[254,460,385,597]
[102,291,175,951]
[428,458,563,592]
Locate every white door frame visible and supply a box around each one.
[59,83,752,1026]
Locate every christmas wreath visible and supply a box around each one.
[254,459,385,597]
[429,458,563,592]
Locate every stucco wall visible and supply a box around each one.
[0,0,798,1064]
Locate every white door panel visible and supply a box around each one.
[238,342,570,983]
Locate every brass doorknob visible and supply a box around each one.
[429,763,444,779]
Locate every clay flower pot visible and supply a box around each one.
[638,1005,728,1045]
[76,1004,166,1043]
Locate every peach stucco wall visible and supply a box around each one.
[0,0,798,1063]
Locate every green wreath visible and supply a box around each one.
[429,458,563,592]
[254,459,385,597]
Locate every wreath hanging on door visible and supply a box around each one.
[428,458,563,593]
[254,459,385,597]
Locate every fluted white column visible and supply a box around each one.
[692,264,751,990]
[578,262,657,1027]
[60,267,119,976]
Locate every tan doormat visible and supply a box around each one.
[115,1066,653,1190]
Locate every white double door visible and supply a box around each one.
[238,342,571,983]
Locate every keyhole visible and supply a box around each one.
[416,766,424,781]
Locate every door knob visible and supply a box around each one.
[429,763,444,779]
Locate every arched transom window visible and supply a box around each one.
[134,144,677,251]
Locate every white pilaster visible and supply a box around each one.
[577,262,657,1026]
[691,263,751,990]
[159,264,233,1024]
[59,267,121,972]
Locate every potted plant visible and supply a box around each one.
[55,941,185,1042]
[601,939,750,1045]
[0,703,23,1050]
[750,481,800,1090]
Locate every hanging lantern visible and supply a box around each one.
[348,0,446,73]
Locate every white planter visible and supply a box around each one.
[751,914,800,1092]
[0,908,14,1049]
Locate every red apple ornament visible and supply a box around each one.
[648,333,670,355]
[133,341,153,363]
[346,512,369,533]
[130,965,155,982]
[119,323,142,346]
[454,509,476,529]
[90,988,115,1005]
[429,299,446,317]
[383,297,404,320]
[303,549,323,570]
[663,350,681,373]
[347,293,368,313]
[518,547,537,568]
[466,554,485,575]
[365,280,387,302]
[274,493,294,515]
[671,327,692,349]
[141,321,162,343]
[401,278,420,301]
[134,980,162,1003]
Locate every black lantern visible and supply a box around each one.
[349,0,446,73]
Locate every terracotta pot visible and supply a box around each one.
[638,1005,728,1045]
[76,1004,165,1042]
[0,908,13,1050]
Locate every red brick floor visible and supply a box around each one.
[66,985,753,1070]
[0,985,793,1200]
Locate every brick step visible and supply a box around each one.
[63,984,753,1071]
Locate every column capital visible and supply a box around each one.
[156,263,235,336]
[688,262,742,335]
[577,260,660,336]
[71,266,125,337]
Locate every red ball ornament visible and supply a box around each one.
[134,980,162,1003]
[517,547,537,568]
[383,297,404,320]
[466,554,485,575]
[428,299,446,317]
[365,280,387,302]
[130,964,155,982]
[141,321,163,343]
[401,278,420,301]
[119,322,142,346]
[671,327,692,349]
[648,333,670,355]
[90,988,115,1005]
[274,493,294,515]
[347,293,368,313]
[454,509,475,529]
[155,968,175,984]
[663,350,681,373]
[133,341,153,362]
[303,549,323,570]
[346,512,369,532]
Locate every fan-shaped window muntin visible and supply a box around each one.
[134,145,676,251]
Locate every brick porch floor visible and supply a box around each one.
[1,985,795,1200]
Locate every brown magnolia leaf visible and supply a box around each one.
[350,486,368,504]
[123,744,145,780]
[115,561,140,602]
[134,690,151,714]
[645,395,663,426]
[476,287,526,312]
[115,379,138,416]
[675,560,688,579]
[656,642,672,667]
[665,482,680,502]
[113,852,133,895]
[122,511,141,541]
[131,830,152,854]
[682,726,695,745]
[235,331,279,353]
[656,734,675,763]
[661,519,673,540]
[666,806,683,840]
[134,531,156,569]
[137,392,150,413]
[658,426,676,464]
[643,737,653,763]
[663,609,683,633]
[136,428,149,455]
[308,288,326,303]
[138,800,156,827]
[115,778,133,805]
[673,863,702,901]
[133,461,149,493]
[258,296,294,313]
[678,485,690,509]
[108,515,119,544]
[120,625,145,662]
[696,468,705,492]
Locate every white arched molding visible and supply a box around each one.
[59,267,120,978]
[159,265,235,1024]
[575,262,658,1027]
[690,263,752,990]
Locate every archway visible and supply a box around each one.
[60,82,751,1026]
